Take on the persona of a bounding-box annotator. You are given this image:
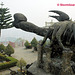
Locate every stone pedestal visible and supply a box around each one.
[44,47,52,73]
[61,50,74,75]
[28,59,75,75]
[28,61,53,75]
[28,43,75,75]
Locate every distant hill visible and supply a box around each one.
[0,37,17,42]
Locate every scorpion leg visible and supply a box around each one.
[56,24,70,50]
[41,29,51,46]
[50,25,60,47]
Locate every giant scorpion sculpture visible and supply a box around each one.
[13,10,75,57]
[13,10,75,75]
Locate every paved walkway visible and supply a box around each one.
[12,47,37,64]
[0,47,37,75]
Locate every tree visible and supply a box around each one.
[15,38,25,47]
[0,2,13,36]
[0,44,5,52]
[31,37,38,51]
[16,58,27,73]
[24,40,32,49]
[5,44,14,56]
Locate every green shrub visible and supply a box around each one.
[24,40,32,49]
[0,55,17,70]
[0,44,6,52]
[31,37,38,51]
[5,44,14,56]
[16,58,26,73]
[0,53,9,61]
[31,37,38,47]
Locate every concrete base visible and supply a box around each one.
[28,61,53,75]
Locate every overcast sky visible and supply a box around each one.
[1,0,75,41]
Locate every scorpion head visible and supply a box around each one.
[49,10,70,21]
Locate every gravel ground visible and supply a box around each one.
[0,47,37,75]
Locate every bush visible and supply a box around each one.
[0,53,9,61]
[31,37,38,51]
[0,54,17,70]
[24,40,32,49]
[16,58,27,73]
[0,44,6,52]
[5,44,14,56]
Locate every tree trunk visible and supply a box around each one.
[20,66,22,73]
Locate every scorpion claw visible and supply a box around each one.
[49,10,69,21]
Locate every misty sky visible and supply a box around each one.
[1,0,75,41]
